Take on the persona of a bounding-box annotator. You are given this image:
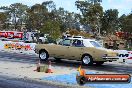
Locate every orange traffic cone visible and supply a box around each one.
[78,65,86,76]
[34,60,40,72]
[46,61,53,73]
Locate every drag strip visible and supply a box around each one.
[0,75,69,88]
[0,51,38,63]
[0,51,132,75]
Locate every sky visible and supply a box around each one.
[0,0,132,16]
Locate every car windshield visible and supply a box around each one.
[90,41,102,47]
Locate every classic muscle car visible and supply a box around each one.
[35,38,119,65]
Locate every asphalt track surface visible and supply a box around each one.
[0,51,73,88]
[0,50,132,88]
[0,76,63,88]
[0,50,132,74]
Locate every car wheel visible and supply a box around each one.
[82,54,93,66]
[39,50,49,61]
[95,61,104,66]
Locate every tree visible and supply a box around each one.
[54,7,80,32]
[54,7,66,32]
[75,0,103,34]
[75,0,102,15]
[0,3,28,31]
[101,9,119,34]
[0,13,7,30]
[118,14,127,34]
[119,13,132,33]
[40,19,61,40]
[42,1,56,12]
[65,12,77,30]
[26,1,58,32]
[26,3,48,31]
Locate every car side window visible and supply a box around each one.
[58,39,63,45]
[72,40,84,47]
[62,39,71,46]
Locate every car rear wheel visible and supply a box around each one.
[82,54,93,66]
[39,50,49,61]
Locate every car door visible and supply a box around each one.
[53,39,83,60]
[66,46,84,60]
[53,39,72,58]
[65,40,84,60]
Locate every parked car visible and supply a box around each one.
[35,37,119,65]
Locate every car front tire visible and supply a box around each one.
[82,54,93,66]
[39,50,49,61]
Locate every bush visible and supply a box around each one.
[45,37,56,44]
[126,48,132,51]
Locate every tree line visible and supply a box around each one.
[0,0,131,40]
